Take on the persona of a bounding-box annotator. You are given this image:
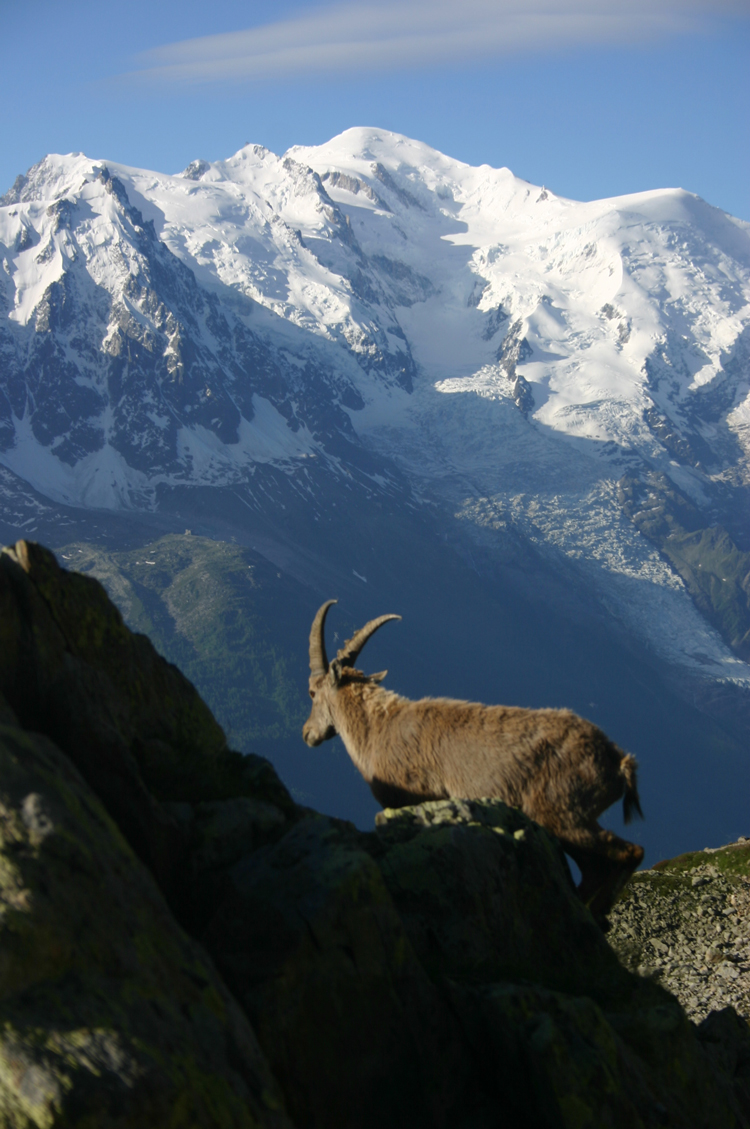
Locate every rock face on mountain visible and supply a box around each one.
[1,539,749,1127]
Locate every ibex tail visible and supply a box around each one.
[620,752,643,824]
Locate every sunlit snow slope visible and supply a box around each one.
[1,127,749,692]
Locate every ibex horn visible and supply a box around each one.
[309,600,337,678]
[337,614,401,668]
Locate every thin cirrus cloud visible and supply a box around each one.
[128,0,748,85]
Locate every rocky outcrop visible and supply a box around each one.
[0,725,290,1129]
[0,537,294,909]
[1,538,749,1127]
[609,841,750,1024]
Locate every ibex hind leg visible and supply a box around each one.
[561,826,644,931]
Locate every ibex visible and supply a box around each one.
[303,601,644,925]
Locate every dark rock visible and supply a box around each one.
[195,794,746,1127]
[698,1008,750,1120]
[374,801,738,1127]
[0,722,291,1128]
[200,811,481,1129]
[373,799,610,992]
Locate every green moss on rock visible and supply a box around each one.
[374,800,647,1006]
[653,843,750,878]
[0,723,291,1129]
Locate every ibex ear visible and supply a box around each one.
[368,670,388,683]
[329,659,343,686]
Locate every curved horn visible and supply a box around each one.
[336,614,401,668]
[309,600,337,678]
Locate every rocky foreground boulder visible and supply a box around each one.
[0,539,749,1128]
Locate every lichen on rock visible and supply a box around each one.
[608,842,750,1025]
[0,722,291,1128]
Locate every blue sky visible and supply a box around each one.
[2,0,749,218]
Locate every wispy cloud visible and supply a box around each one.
[128,0,749,85]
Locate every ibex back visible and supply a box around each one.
[302,600,644,926]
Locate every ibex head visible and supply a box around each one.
[302,600,401,747]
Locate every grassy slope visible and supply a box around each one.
[58,534,311,750]
[619,472,750,661]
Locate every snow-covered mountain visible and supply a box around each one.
[2,128,749,692]
[3,125,750,852]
